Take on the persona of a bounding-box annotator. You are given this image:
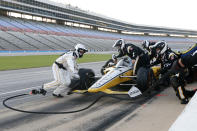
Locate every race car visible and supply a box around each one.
[72,57,161,97]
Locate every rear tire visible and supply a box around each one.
[78,68,96,89]
[69,68,95,90]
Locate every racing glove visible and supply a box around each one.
[112,54,117,61]
[100,68,105,75]
[108,62,115,67]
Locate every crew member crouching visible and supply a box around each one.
[32,44,88,98]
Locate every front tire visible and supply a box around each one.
[137,67,154,92]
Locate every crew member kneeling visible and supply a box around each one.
[170,48,197,104]
[33,44,88,98]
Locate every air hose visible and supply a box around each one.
[2,84,160,115]
[3,93,104,114]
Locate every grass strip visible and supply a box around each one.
[0,54,111,71]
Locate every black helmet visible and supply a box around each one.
[113,39,124,48]
[142,40,150,50]
[154,41,167,54]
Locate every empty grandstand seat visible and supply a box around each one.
[0,16,195,51]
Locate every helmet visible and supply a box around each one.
[154,41,167,55]
[113,39,124,48]
[142,40,150,50]
[75,44,88,58]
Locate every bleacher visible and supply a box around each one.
[0,16,195,51]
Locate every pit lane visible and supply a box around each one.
[0,61,193,131]
[0,43,196,131]
[0,61,140,130]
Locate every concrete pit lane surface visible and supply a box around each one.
[0,61,196,131]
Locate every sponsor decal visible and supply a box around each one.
[90,67,129,89]
[128,86,142,98]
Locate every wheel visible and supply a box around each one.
[137,67,154,92]
[148,68,158,91]
[69,68,95,90]
[78,68,96,89]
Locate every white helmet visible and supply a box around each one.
[75,44,88,58]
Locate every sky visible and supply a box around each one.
[50,0,197,31]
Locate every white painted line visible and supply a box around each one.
[0,86,40,96]
[0,70,50,77]
[80,61,105,65]
[0,62,104,77]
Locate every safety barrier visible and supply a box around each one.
[169,92,197,131]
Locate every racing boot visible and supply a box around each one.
[52,93,64,98]
[66,87,73,95]
[180,98,189,104]
[52,87,65,98]
[185,89,196,98]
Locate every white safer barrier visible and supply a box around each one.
[169,92,197,131]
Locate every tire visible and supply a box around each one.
[78,68,95,89]
[137,67,154,92]
[149,68,158,90]
[69,68,95,90]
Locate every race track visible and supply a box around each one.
[0,47,196,130]
[0,61,155,131]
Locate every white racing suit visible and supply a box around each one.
[43,51,79,96]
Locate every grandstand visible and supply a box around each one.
[0,0,197,52]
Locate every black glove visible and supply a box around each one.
[160,68,167,74]
[112,54,117,60]
[108,62,115,67]
[100,67,105,75]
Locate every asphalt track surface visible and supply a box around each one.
[0,61,194,131]
[0,42,196,131]
[0,61,163,131]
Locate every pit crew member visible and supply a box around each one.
[153,41,196,104]
[112,38,150,75]
[169,45,197,104]
[32,44,88,98]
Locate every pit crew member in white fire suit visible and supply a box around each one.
[32,44,88,97]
